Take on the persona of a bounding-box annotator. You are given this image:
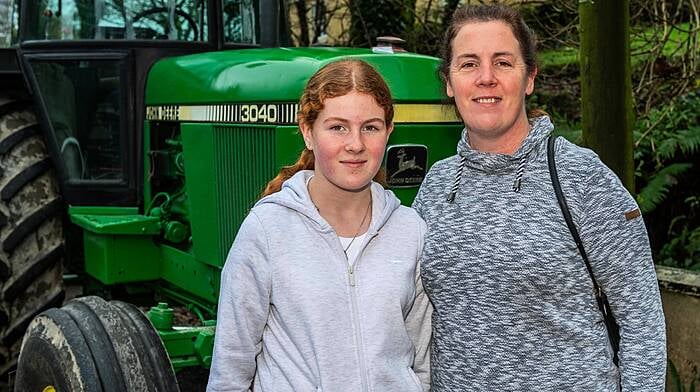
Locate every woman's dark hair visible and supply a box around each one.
[261,60,392,197]
[438,4,538,85]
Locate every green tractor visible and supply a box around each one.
[0,0,461,390]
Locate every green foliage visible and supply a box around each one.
[637,163,693,213]
[656,128,700,160]
[634,91,700,269]
[668,359,698,392]
[538,47,578,71]
[635,91,700,210]
[658,220,700,270]
[631,22,694,61]
[547,110,582,144]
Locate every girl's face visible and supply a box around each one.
[446,20,536,144]
[300,91,392,193]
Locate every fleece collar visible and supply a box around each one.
[447,116,553,202]
[456,116,553,173]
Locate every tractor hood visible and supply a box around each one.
[145,47,446,105]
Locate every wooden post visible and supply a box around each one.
[579,0,635,191]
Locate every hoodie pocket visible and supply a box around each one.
[407,367,423,391]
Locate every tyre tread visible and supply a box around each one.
[2,244,64,301]
[63,299,128,392]
[2,287,64,346]
[0,123,40,155]
[0,100,31,119]
[112,301,180,392]
[1,158,52,202]
[14,308,102,392]
[0,95,64,381]
[2,197,62,253]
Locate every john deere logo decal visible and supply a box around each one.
[385,145,427,187]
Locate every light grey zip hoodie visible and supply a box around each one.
[207,170,432,392]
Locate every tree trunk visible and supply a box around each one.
[294,0,310,46]
[579,0,635,191]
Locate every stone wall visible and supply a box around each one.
[657,266,700,390]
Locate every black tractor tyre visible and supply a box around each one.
[0,96,65,373]
[16,296,180,392]
[72,296,156,391]
[13,308,102,392]
[62,300,127,392]
[110,301,179,392]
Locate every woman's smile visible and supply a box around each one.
[472,96,501,105]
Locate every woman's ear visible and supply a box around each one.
[525,66,538,96]
[446,79,455,98]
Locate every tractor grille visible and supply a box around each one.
[213,125,277,264]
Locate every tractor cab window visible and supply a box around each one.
[29,58,126,183]
[222,0,258,44]
[23,0,207,41]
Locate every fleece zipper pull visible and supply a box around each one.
[348,266,356,286]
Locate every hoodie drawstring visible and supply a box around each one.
[512,156,526,192]
[448,154,526,203]
[447,156,467,203]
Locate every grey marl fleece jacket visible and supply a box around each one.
[412,116,666,391]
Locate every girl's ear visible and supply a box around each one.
[299,122,313,150]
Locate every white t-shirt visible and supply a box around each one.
[339,232,368,263]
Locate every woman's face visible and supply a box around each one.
[300,91,392,193]
[446,21,536,143]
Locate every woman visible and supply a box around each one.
[207,59,431,392]
[412,4,666,391]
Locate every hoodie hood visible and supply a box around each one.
[256,170,402,235]
[447,116,553,202]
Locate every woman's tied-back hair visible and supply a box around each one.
[261,59,393,197]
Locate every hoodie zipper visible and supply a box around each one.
[343,231,378,392]
[348,265,356,286]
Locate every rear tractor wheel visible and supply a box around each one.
[0,96,65,374]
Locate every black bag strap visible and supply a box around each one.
[547,136,619,317]
[547,136,620,365]
[547,136,602,296]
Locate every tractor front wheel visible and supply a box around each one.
[14,296,179,392]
